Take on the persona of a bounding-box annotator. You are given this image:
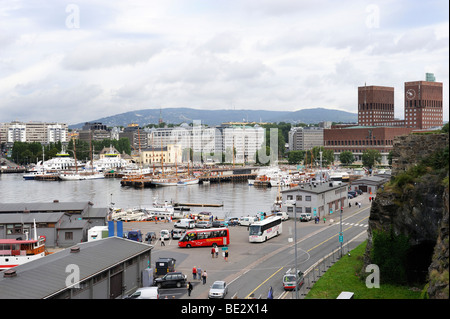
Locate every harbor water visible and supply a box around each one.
[0,173,280,219]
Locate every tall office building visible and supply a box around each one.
[358,85,395,126]
[404,75,443,129]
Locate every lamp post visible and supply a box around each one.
[293,200,299,300]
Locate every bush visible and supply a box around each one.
[371,229,410,285]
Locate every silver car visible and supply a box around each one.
[208,281,228,299]
[195,220,212,228]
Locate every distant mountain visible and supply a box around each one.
[69,107,357,128]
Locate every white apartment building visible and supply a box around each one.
[221,125,265,163]
[0,121,68,145]
[145,124,265,163]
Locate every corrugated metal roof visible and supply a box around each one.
[0,202,89,213]
[0,237,153,299]
[0,212,65,224]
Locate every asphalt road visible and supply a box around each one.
[123,192,372,299]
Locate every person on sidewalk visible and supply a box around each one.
[187,282,193,296]
[211,247,215,258]
[202,270,207,285]
[192,266,197,280]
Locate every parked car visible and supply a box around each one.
[275,211,289,221]
[238,216,259,226]
[348,191,357,197]
[356,189,363,195]
[282,268,304,290]
[195,220,212,228]
[212,220,228,228]
[174,218,195,229]
[171,228,185,239]
[208,281,228,299]
[299,213,311,222]
[160,229,170,240]
[125,287,159,299]
[225,217,240,226]
[127,229,143,242]
[348,194,354,199]
[154,272,187,288]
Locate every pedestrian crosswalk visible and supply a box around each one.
[339,222,368,227]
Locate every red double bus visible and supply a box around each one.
[178,228,230,248]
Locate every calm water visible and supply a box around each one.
[0,173,279,219]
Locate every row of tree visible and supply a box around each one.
[286,147,384,169]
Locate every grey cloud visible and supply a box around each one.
[61,41,162,70]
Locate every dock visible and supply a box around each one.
[174,202,223,207]
[120,173,257,188]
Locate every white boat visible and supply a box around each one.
[151,177,179,186]
[111,208,148,221]
[253,166,287,187]
[85,147,130,172]
[34,147,76,171]
[59,170,105,181]
[0,220,47,270]
[177,178,199,186]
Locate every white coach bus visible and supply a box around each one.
[248,216,282,243]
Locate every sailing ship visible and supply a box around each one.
[0,220,47,270]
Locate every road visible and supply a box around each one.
[123,192,372,299]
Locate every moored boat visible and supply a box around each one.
[0,220,47,271]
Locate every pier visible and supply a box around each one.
[120,173,257,188]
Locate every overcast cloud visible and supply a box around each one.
[0,0,448,124]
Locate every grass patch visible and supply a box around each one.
[305,241,424,299]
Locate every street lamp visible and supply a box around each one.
[293,200,299,300]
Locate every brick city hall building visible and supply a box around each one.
[324,73,444,165]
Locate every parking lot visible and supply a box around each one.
[121,191,370,299]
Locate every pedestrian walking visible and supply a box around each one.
[192,266,197,280]
[187,282,193,296]
[211,247,215,258]
[215,246,219,258]
[358,202,361,208]
[323,217,326,223]
[224,250,229,262]
[202,270,207,285]
[160,235,165,246]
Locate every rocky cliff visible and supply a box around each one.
[364,132,449,298]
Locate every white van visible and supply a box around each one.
[275,212,289,221]
[174,218,195,229]
[127,287,159,299]
[160,229,170,240]
[238,216,259,226]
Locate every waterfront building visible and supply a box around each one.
[281,182,348,219]
[0,237,152,299]
[136,144,182,166]
[0,121,68,145]
[324,73,444,165]
[0,201,108,247]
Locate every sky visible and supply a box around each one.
[0,0,448,125]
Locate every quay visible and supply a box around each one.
[0,167,26,174]
[120,173,257,188]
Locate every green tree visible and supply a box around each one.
[287,150,305,165]
[339,151,355,165]
[362,149,381,169]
